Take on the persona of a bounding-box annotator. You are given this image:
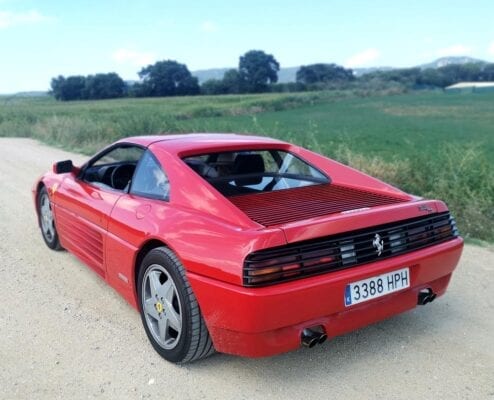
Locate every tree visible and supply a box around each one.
[201,79,228,95]
[138,60,199,97]
[201,68,248,95]
[360,67,422,89]
[481,63,494,81]
[238,50,280,93]
[296,63,354,84]
[50,75,86,101]
[222,69,243,94]
[416,68,447,88]
[51,73,126,101]
[83,73,126,99]
[50,76,66,100]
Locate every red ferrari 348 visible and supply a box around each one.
[33,134,463,363]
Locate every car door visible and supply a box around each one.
[104,149,171,301]
[54,144,144,277]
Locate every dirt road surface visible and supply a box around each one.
[0,138,493,400]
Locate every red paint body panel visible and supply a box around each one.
[189,238,462,356]
[32,134,464,358]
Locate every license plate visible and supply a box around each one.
[344,267,410,306]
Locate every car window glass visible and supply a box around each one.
[94,146,143,166]
[183,149,328,197]
[131,151,170,200]
[83,145,144,191]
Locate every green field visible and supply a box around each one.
[1,91,493,241]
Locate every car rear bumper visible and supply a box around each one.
[188,237,463,357]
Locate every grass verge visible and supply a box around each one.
[1,91,492,241]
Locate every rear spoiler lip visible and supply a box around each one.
[274,199,442,244]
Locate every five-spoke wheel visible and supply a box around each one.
[142,264,183,350]
[37,186,62,250]
[138,247,215,363]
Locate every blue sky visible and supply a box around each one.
[1,0,493,93]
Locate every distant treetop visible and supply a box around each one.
[238,50,280,93]
[296,64,354,84]
[50,73,125,101]
[135,60,200,97]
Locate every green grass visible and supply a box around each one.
[0,92,336,153]
[1,90,493,241]
[176,91,494,163]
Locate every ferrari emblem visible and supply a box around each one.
[372,233,384,256]
[155,302,164,313]
[50,183,59,195]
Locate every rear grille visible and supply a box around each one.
[243,212,459,287]
[229,184,407,226]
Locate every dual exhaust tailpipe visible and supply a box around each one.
[301,289,437,349]
[301,327,327,348]
[418,288,437,305]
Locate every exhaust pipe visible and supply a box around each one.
[301,327,327,348]
[317,332,328,345]
[417,288,437,305]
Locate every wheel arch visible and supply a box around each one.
[133,238,215,362]
[34,181,46,226]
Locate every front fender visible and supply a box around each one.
[32,172,64,225]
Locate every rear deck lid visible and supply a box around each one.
[228,183,408,227]
[226,183,443,244]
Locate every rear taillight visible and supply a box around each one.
[244,212,459,287]
[245,263,302,285]
[244,250,337,286]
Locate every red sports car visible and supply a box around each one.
[33,134,463,363]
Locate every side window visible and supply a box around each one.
[83,144,144,191]
[131,151,170,200]
[93,146,144,166]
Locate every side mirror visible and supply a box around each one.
[53,160,74,174]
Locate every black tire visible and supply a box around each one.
[137,246,215,363]
[37,186,62,250]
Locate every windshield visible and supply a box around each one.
[183,149,329,197]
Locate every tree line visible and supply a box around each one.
[361,63,494,89]
[50,49,494,101]
[51,50,282,101]
[51,73,127,101]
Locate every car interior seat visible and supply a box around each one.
[233,154,265,186]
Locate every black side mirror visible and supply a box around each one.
[53,160,74,174]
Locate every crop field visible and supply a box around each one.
[1,91,493,241]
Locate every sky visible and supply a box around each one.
[1,0,494,93]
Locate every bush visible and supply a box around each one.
[332,143,494,241]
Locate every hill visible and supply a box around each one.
[192,68,233,84]
[418,56,486,69]
[0,91,49,98]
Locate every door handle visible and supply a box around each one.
[136,204,151,220]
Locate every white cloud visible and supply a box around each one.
[200,20,217,33]
[344,48,380,68]
[487,42,494,56]
[0,9,52,29]
[112,48,156,67]
[436,44,471,57]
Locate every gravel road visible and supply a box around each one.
[0,138,493,400]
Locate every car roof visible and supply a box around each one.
[118,133,287,155]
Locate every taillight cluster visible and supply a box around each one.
[244,247,337,286]
[243,212,459,287]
